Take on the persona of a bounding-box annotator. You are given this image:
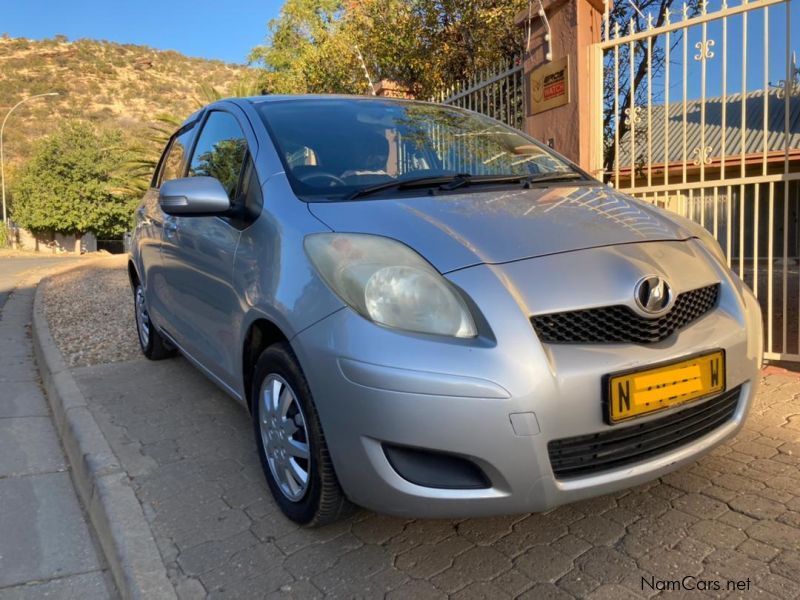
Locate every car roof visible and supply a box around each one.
[180,94,437,129]
[243,94,429,106]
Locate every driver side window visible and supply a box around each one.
[188,111,248,201]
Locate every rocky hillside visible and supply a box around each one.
[0,35,253,170]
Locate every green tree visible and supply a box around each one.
[249,0,365,94]
[249,0,527,98]
[11,122,136,246]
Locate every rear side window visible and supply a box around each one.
[158,127,195,186]
[188,111,248,201]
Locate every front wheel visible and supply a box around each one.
[252,343,353,526]
[133,284,176,360]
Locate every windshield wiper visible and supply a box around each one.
[347,174,469,200]
[522,172,584,186]
[438,172,586,190]
[347,171,586,200]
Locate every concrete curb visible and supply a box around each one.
[32,275,177,600]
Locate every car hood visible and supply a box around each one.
[307,184,695,273]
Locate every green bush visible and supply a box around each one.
[11,121,137,239]
[0,223,10,249]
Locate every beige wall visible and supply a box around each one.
[14,228,97,254]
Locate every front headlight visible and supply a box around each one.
[304,233,477,338]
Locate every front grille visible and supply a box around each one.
[531,283,719,344]
[548,387,740,479]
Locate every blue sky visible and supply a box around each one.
[1,0,285,64]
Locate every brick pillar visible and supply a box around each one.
[516,0,604,174]
[374,80,415,99]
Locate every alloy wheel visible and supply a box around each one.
[259,374,311,501]
[135,286,150,349]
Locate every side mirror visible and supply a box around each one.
[159,177,231,216]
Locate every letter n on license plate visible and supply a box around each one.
[605,350,725,424]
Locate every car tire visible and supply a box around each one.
[252,342,353,526]
[133,283,176,360]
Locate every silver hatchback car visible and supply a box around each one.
[129,96,762,526]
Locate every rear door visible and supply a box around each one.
[159,109,256,390]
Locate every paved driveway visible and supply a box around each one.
[68,356,800,600]
[39,260,800,599]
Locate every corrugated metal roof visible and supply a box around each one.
[616,90,800,167]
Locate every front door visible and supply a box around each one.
[159,109,252,390]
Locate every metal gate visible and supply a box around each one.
[435,56,525,129]
[596,0,800,362]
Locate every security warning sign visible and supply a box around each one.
[528,56,570,115]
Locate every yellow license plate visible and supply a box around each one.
[605,350,725,424]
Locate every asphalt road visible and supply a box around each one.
[0,256,79,310]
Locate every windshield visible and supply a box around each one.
[254,98,579,201]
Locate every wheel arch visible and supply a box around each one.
[127,259,140,289]
[242,317,290,414]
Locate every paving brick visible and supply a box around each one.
[514,546,574,582]
[770,551,800,584]
[576,547,637,583]
[661,471,711,493]
[617,490,672,516]
[586,583,643,599]
[756,573,799,600]
[550,533,592,560]
[455,515,522,546]
[622,510,697,555]
[266,580,324,599]
[350,514,408,545]
[492,516,569,558]
[671,493,728,519]
[729,493,787,520]
[312,545,394,593]
[731,441,779,459]
[450,581,512,599]
[736,538,781,562]
[701,549,772,582]
[518,583,575,599]
[673,536,714,561]
[557,568,600,597]
[177,530,260,576]
[493,567,534,596]
[282,533,363,579]
[712,472,766,493]
[746,520,800,551]
[638,547,705,582]
[385,579,446,600]
[429,546,512,592]
[689,519,748,549]
[718,509,758,533]
[394,536,473,579]
[764,475,800,495]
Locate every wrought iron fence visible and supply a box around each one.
[597,0,800,361]
[434,56,526,129]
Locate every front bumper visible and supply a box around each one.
[291,244,763,518]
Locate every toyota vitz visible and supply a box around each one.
[129,96,762,526]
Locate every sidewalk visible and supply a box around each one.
[0,263,115,598]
